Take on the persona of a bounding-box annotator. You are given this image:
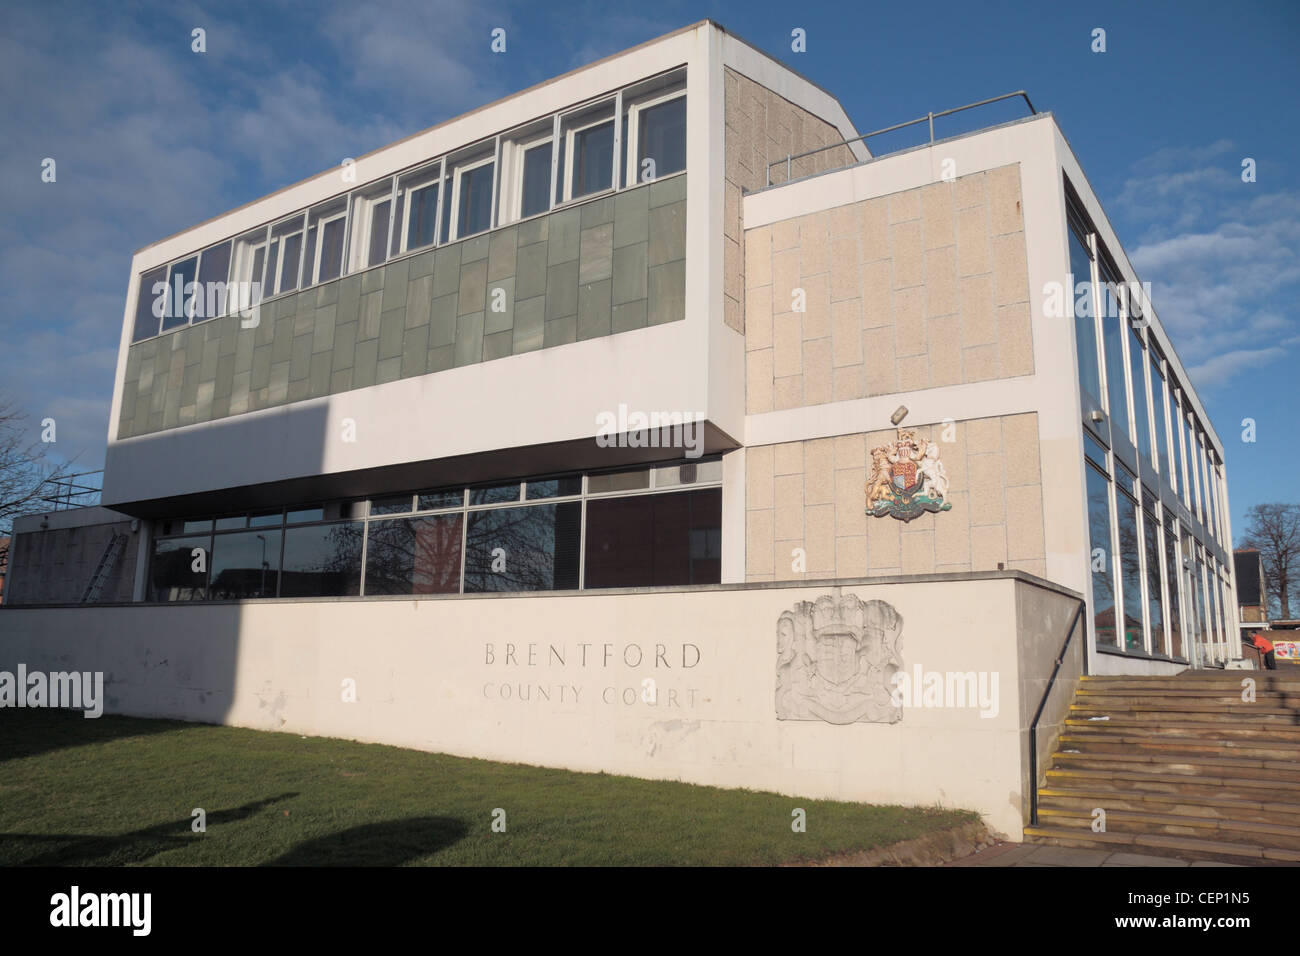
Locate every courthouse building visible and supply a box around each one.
[1,21,1244,840]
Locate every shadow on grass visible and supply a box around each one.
[0,709,183,765]
[1,793,298,866]
[261,817,469,866]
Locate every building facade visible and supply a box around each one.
[0,21,1243,835]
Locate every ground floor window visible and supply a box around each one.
[147,458,722,601]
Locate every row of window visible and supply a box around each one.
[1068,189,1229,553]
[1084,432,1232,664]
[148,459,721,601]
[131,69,688,344]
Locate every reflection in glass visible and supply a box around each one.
[1116,487,1144,653]
[209,529,281,599]
[469,483,521,505]
[1142,508,1165,655]
[418,488,463,511]
[1086,465,1116,648]
[150,535,211,601]
[1163,513,1184,659]
[525,476,582,500]
[584,488,721,588]
[464,503,581,592]
[638,96,686,180]
[1128,324,1151,462]
[364,515,463,595]
[1150,354,1170,481]
[280,521,363,597]
[1100,274,1128,436]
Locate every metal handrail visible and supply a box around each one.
[1028,599,1087,827]
[37,470,103,511]
[766,90,1038,186]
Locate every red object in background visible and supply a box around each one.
[1253,634,1274,653]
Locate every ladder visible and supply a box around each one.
[82,532,128,603]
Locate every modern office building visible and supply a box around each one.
[2,21,1250,841]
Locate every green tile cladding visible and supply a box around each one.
[116,176,686,440]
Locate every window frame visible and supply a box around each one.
[447,148,497,241]
[623,86,687,186]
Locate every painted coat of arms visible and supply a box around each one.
[866,428,952,522]
[775,588,904,725]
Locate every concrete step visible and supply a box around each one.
[1069,703,1300,723]
[1064,716,1300,740]
[1045,766,1300,801]
[1035,806,1300,851]
[1023,825,1300,865]
[1038,786,1300,826]
[1048,750,1300,783]
[1071,694,1300,713]
[1057,732,1300,761]
[1082,674,1300,688]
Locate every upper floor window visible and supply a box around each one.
[129,67,688,344]
[397,163,442,253]
[307,198,347,284]
[623,71,686,185]
[349,183,395,272]
[560,100,616,203]
[447,143,495,240]
[498,122,553,225]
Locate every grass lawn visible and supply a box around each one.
[0,710,976,866]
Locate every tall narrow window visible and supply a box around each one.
[398,164,441,253]
[194,240,232,321]
[1127,320,1151,464]
[269,215,306,295]
[561,101,615,202]
[1170,387,1186,501]
[161,256,199,331]
[132,265,167,342]
[499,124,553,225]
[1163,512,1184,659]
[231,226,269,310]
[1115,465,1144,654]
[307,198,347,284]
[447,145,495,240]
[1143,497,1166,655]
[1149,350,1170,483]
[623,71,686,185]
[1099,263,1129,440]
[349,182,395,272]
[1069,226,1101,407]
[1086,463,1118,649]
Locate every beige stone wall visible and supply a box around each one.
[745,414,1046,582]
[745,165,1034,412]
[723,68,854,334]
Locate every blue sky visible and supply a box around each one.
[1,0,1296,542]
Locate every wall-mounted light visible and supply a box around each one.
[890,405,908,426]
[1089,410,1104,423]
[39,515,49,530]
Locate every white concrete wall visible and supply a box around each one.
[103,21,858,512]
[0,574,1071,839]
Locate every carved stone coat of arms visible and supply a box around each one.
[775,589,904,724]
[866,427,953,522]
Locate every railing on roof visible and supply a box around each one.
[765,90,1038,187]
[38,470,103,511]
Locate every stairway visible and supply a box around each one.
[1024,672,1300,865]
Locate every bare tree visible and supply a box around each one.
[0,396,76,568]
[1241,503,1300,619]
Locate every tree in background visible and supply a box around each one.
[1241,503,1300,619]
[0,396,76,572]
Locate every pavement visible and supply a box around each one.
[945,843,1239,867]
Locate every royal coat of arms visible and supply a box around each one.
[866,428,952,522]
[775,589,904,724]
